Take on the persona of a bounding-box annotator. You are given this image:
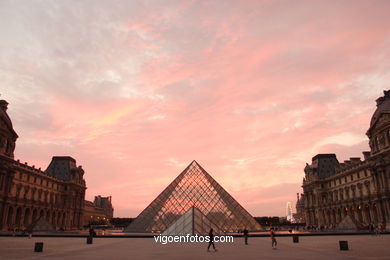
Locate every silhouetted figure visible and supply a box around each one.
[369,223,374,234]
[243,229,249,245]
[89,227,96,237]
[380,223,385,234]
[207,228,217,252]
[375,225,380,236]
[270,228,277,249]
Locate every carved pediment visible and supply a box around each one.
[368,112,390,137]
[375,113,390,128]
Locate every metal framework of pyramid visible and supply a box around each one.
[335,215,360,231]
[162,206,223,236]
[125,160,262,233]
[28,217,55,232]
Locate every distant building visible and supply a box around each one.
[83,196,113,225]
[286,201,293,221]
[294,193,305,223]
[0,98,113,231]
[301,90,390,230]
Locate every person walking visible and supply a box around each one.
[243,228,249,245]
[375,225,380,236]
[207,228,217,252]
[270,227,277,249]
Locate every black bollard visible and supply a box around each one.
[87,235,93,244]
[292,235,299,243]
[339,241,349,251]
[34,242,44,252]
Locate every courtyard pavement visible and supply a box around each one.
[1,235,389,259]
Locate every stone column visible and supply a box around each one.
[19,209,25,230]
[370,206,378,224]
[379,201,387,224]
[358,207,363,223]
[385,199,390,220]
[10,207,16,228]
[65,212,69,229]
[362,205,370,224]
[330,210,334,226]
[353,208,359,223]
[27,209,33,226]
[318,209,323,226]
[0,169,14,231]
[57,213,62,227]
[1,204,9,230]
[381,169,388,191]
[51,212,56,227]
[317,209,322,226]
[311,210,315,226]
[339,209,343,223]
[0,174,3,190]
[313,210,317,226]
[384,199,390,231]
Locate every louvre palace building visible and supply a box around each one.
[0,99,113,231]
[301,90,390,230]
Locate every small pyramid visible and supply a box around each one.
[125,160,261,233]
[162,206,224,236]
[335,215,360,231]
[28,217,55,232]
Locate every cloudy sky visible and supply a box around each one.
[1,0,390,217]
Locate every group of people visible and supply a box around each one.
[242,228,277,249]
[367,223,385,235]
[207,227,278,252]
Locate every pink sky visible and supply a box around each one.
[1,0,390,217]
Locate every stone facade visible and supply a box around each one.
[301,90,390,230]
[83,196,113,226]
[0,99,110,231]
[0,155,86,231]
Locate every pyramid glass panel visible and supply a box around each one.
[162,206,223,235]
[124,161,262,233]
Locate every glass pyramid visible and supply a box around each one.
[162,206,223,235]
[124,160,262,233]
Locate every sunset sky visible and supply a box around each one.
[1,0,390,217]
